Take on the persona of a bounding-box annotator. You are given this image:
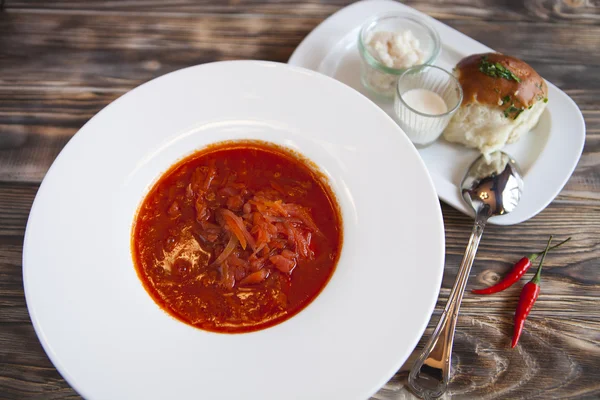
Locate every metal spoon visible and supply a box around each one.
[408,151,523,399]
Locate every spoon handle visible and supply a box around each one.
[408,208,488,399]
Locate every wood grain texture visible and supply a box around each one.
[6,0,600,22]
[1,0,599,399]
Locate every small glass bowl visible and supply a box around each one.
[394,65,463,147]
[358,12,441,98]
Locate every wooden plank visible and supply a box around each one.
[0,236,28,325]
[5,0,600,23]
[1,11,599,92]
[0,184,37,236]
[0,322,78,399]
[0,90,121,182]
[4,0,345,17]
[0,236,25,294]
[0,11,318,91]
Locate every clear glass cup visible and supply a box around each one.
[394,65,463,147]
[358,12,441,98]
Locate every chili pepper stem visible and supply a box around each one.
[529,236,571,260]
[531,236,552,285]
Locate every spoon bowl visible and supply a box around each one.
[462,151,523,217]
[408,151,524,399]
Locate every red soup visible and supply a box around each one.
[132,141,343,333]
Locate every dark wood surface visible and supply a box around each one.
[1,0,599,398]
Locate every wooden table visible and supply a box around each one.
[1,0,599,398]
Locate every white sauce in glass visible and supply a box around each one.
[395,88,453,146]
[402,88,448,115]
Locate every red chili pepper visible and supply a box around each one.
[472,237,570,295]
[511,236,553,348]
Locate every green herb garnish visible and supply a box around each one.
[502,95,511,104]
[543,98,548,103]
[504,104,522,118]
[513,109,524,120]
[479,56,521,82]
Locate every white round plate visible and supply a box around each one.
[23,61,444,400]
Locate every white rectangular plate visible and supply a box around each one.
[289,0,585,225]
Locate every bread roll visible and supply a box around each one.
[443,53,548,154]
